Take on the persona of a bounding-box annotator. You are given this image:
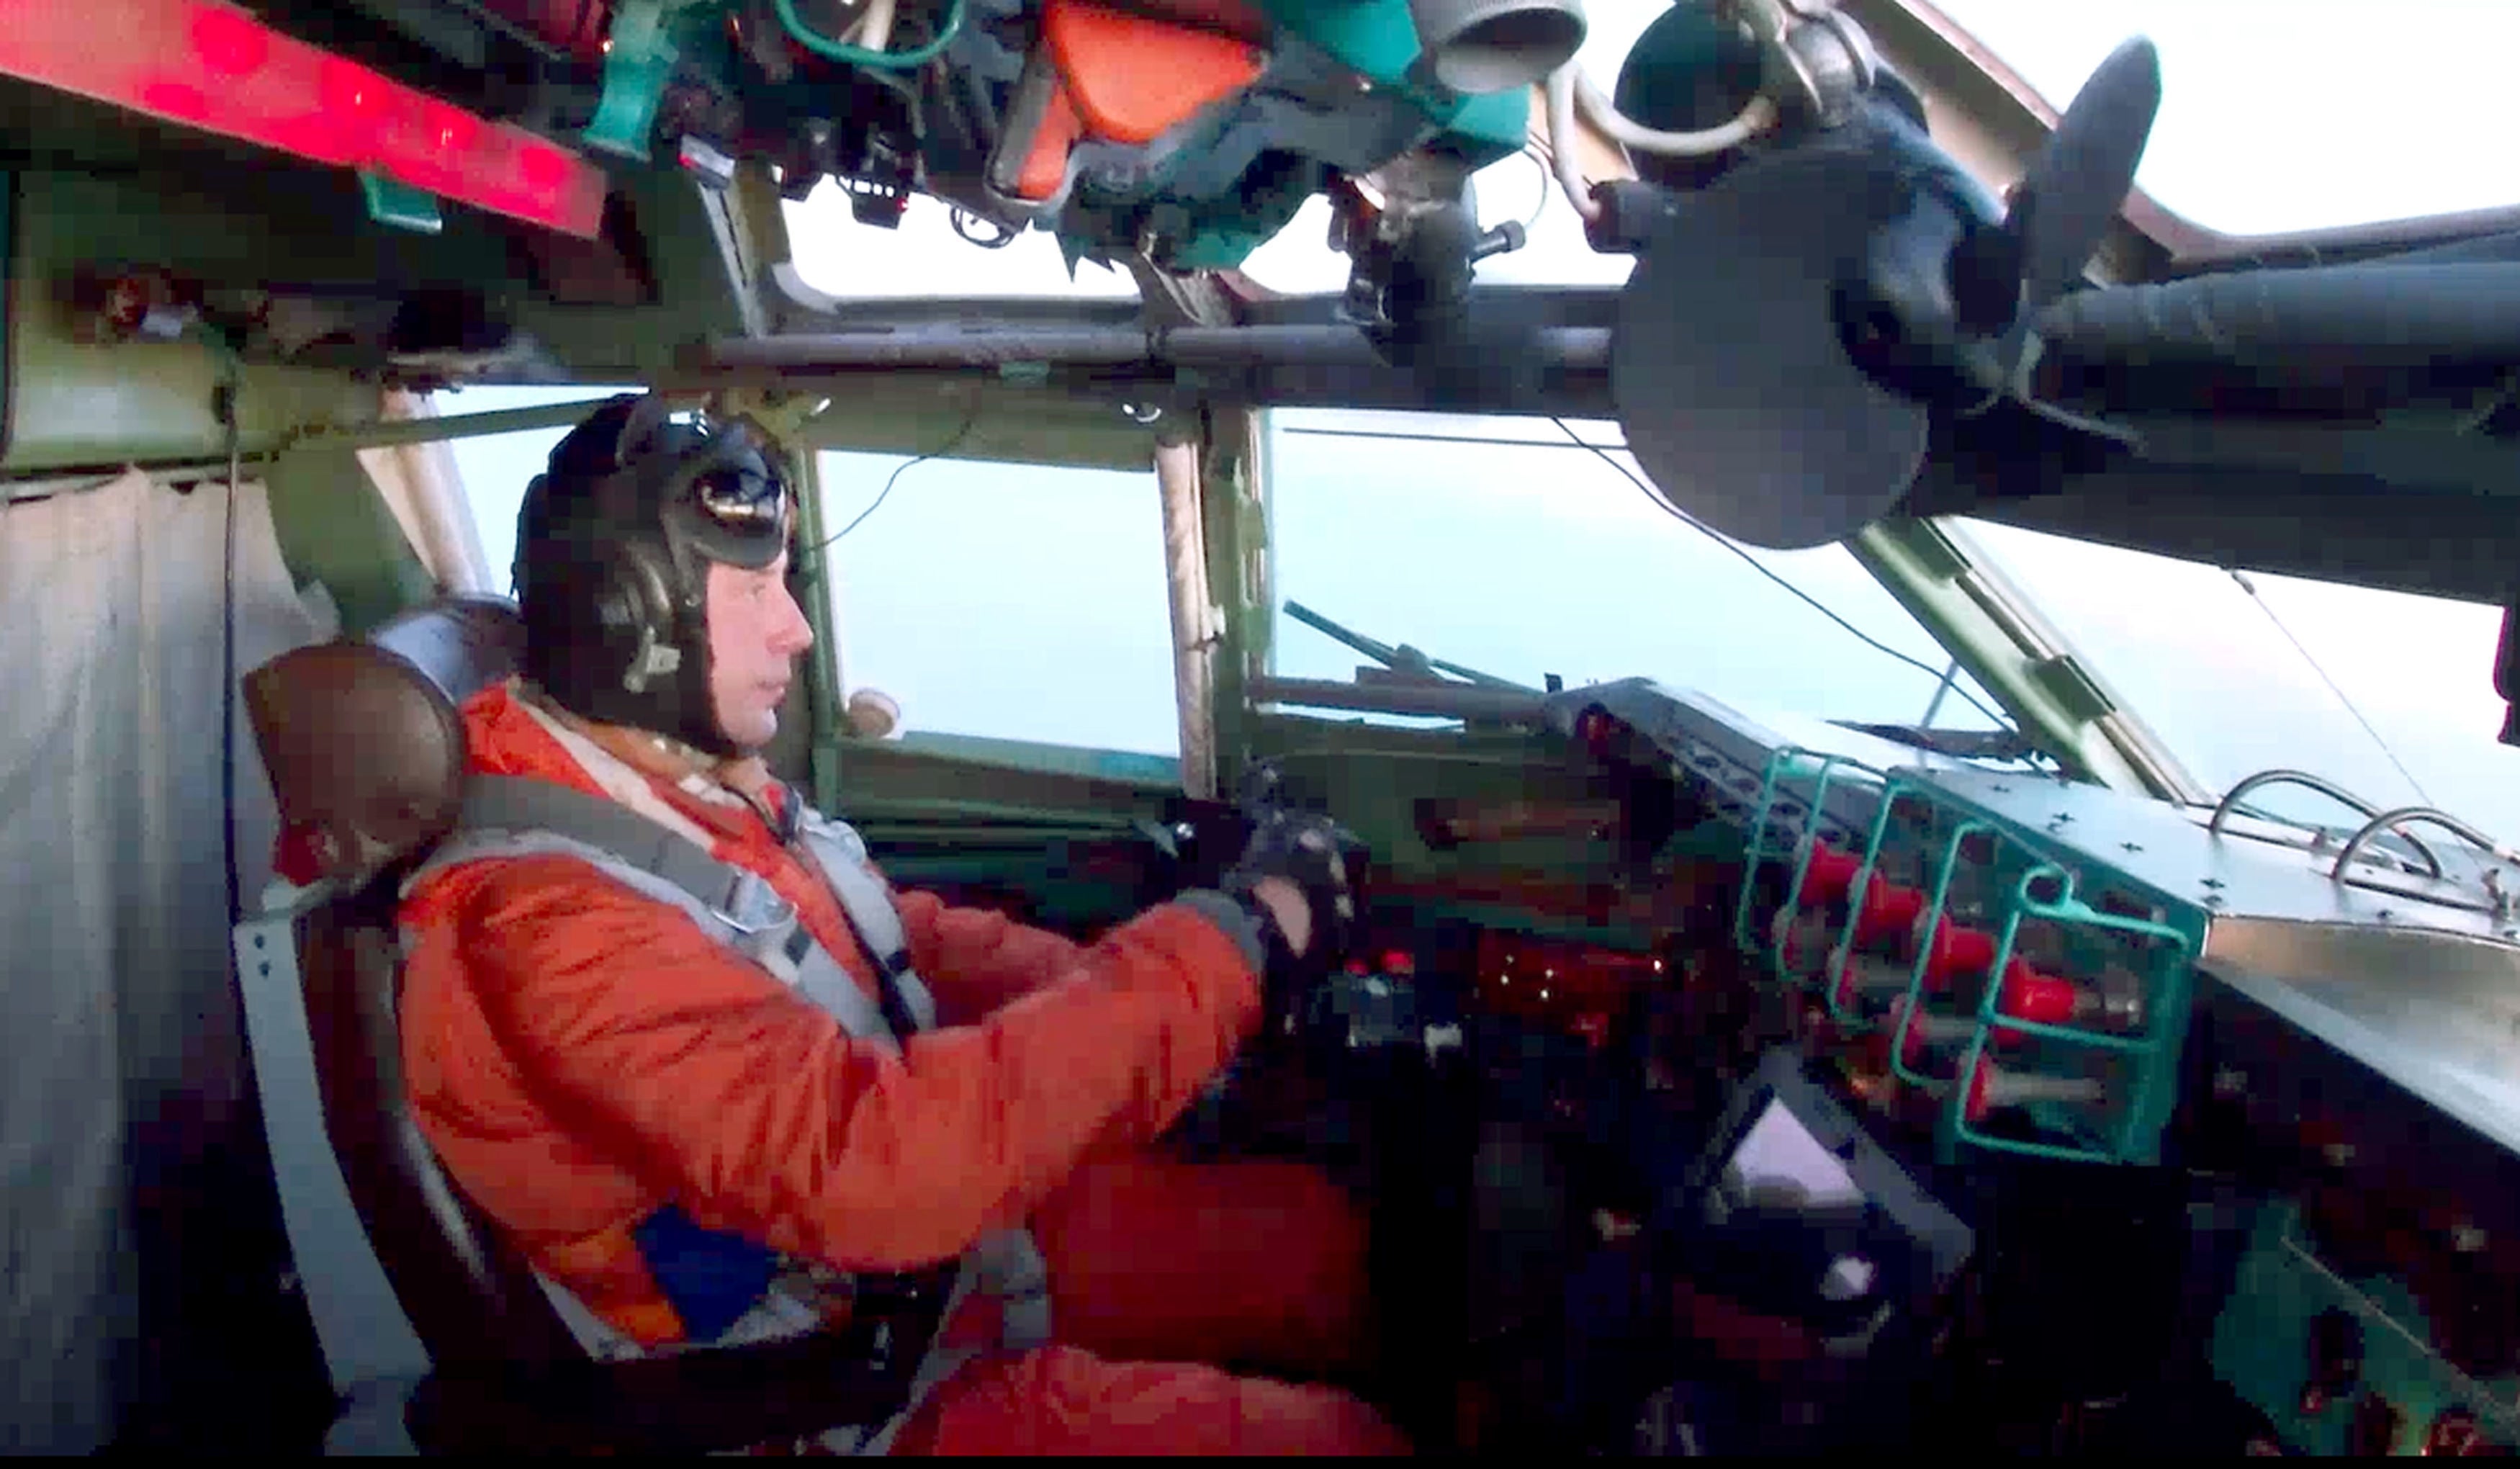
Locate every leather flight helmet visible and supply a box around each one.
[515,392,796,755]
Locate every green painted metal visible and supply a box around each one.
[1730,747,2205,1165]
[3,256,382,472]
[791,447,847,816]
[894,732,1182,788]
[1745,754,2202,1167]
[1206,409,1272,785]
[1884,814,2003,1090]
[1731,747,1892,970]
[302,397,625,450]
[510,165,760,381]
[0,172,12,464]
[2212,1203,2520,1454]
[1848,518,2159,795]
[1249,0,1533,161]
[357,172,445,235]
[1943,861,2192,1166]
[582,0,683,161]
[261,442,441,636]
[773,0,964,68]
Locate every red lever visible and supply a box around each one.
[1916,916,1999,984]
[1999,964,2082,1025]
[1853,879,1925,948]
[1801,845,1864,902]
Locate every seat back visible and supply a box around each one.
[245,596,580,1371]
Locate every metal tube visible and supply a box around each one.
[791,449,847,815]
[2039,263,2520,365]
[2208,768,2444,878]
[1154,438,1219,801]
[297,397,624,449]
[697,328,1153,369]
[2331,806,2518,882]
[688,326,1614,373]
[1249,675,1547,724]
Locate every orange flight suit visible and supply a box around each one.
[395,683,1405,1453]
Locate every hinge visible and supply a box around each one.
[1902,518,1971,580]
[2030,654,2116,723]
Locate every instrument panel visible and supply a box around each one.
[1529,677,2520,1454]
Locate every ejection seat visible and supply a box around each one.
[240,596,919,1453]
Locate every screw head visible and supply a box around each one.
[2123,842,2143,853]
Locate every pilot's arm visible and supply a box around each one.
[411,854,1272,1274]
[891,886,1092,1029]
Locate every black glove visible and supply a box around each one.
[1221,805,1367,1023]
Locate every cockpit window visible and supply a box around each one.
[1264,408,2012,738]
[1954,518,2520,840]
[781,184,1140,301]
[1930,0,2512,235]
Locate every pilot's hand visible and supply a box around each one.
[1223,807,1366,1018]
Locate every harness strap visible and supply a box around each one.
[408,772,1053,1452]
[458,776,934,1048]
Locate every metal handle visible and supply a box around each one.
[2208,768,2443,880]
[2330,806,2511,884]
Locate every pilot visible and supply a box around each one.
[394,394,1408,1455]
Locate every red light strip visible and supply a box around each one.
[0,0,606,237]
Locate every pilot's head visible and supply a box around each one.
[513,394,813,755]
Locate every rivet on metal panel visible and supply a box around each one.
[2122,842,2143,853]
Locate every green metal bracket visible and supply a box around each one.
[1247,0,1531,164]
[0,172,14,466]
[1207,408,1271,783]
[2029,653,2116,724]
[1849,518,2159,796]
[358,172,445,235]
[582,0,686,161]
[791,446,846,817]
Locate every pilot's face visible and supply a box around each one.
[706,552,814,750]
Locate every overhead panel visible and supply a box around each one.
[0,0,606,237]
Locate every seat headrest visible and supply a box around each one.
[247,596,523,886]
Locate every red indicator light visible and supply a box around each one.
[140,79,210,121]
[320,58,385,117]
[0,0,605,236]
[521,144,569,190]
[189,5,268,76]
[428,102,480,153]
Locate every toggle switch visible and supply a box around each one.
[1963,1056,2107,1124]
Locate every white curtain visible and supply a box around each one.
[0,469,325,1451]
[360,388,495,595]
